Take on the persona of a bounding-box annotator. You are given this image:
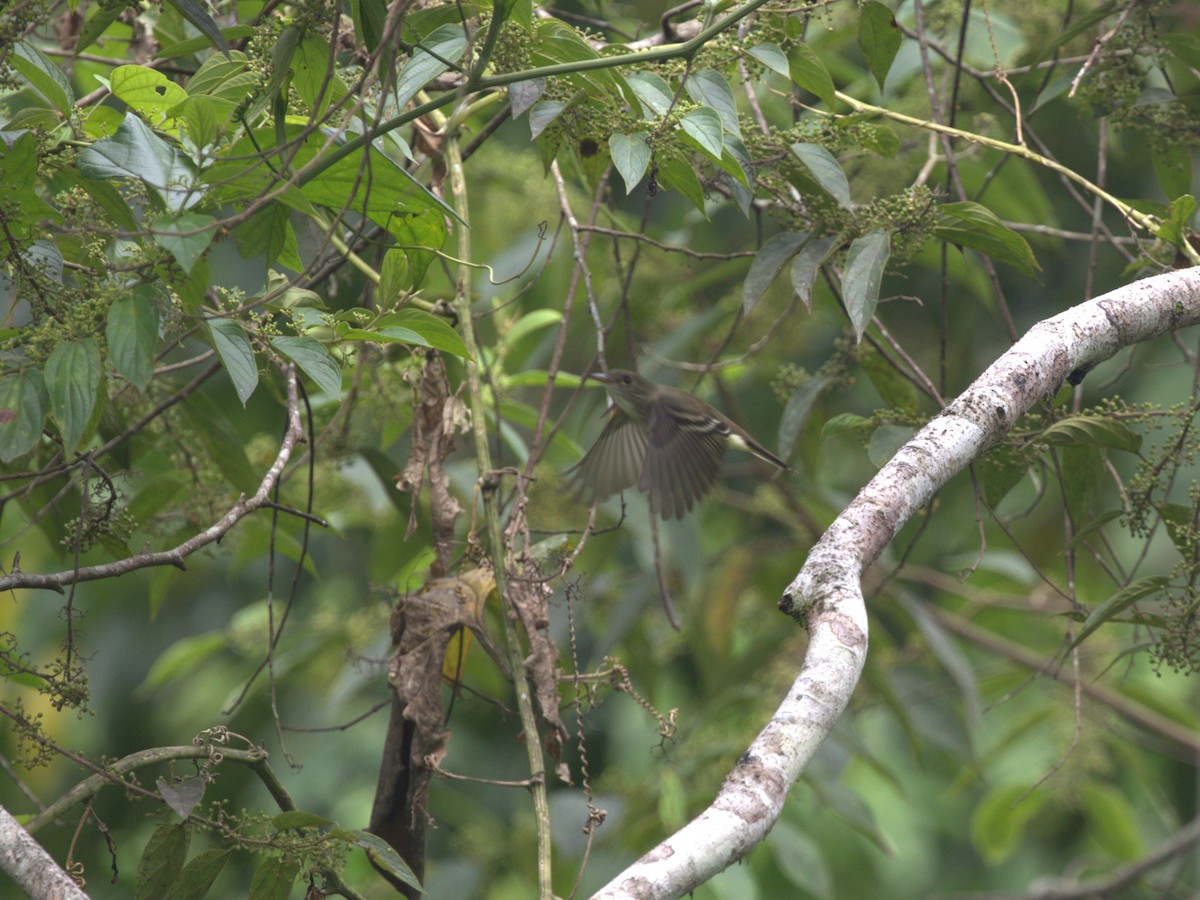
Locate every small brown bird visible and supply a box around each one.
[569,369,791,520]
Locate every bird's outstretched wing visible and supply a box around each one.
[640,396,729,519]
[567,411,648,503]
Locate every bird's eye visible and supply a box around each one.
[621,375,633,384]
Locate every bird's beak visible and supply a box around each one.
[589,372,614,385]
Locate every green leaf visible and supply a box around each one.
[388,209,447,289]
[506,309,562,346]
[164,848,232,900]
[77,113,204,212]
[657,153,707,214]
[790,236,836,308]
[44,339,101,451]
[273,811,336,831]
[1067,575,1170,654]
[969,782,1046,864]
[859,343,919,411]
[508,78,544,118]
[1152,142,1192,201]
[156,26,256,60]
[679,107,723,159]
[747,43,791,79]
[110,65,189,123]
[134,824,190,900]
[152,212,216,274]
[744,232,808,313]
[351,831,423,889]
[206,318,258,406]
[75,6,125,57]
[842,230,890,341]
[686,70,740,140]
[180,392,259,493]
[1040,414,1142,453]
[107,288,161,391]
[528,100,566,139]
[292,34,349,118]
[0,134,63,241]
[625,72,674,118]
[1081,783,1142,861]
[609,132,651,194]
[0,370,48,462]
[164,0,232,54]
[789,43,836,108]
[349,0,389,53]
[779,375,832,460]
[820,413,872,443]
[340,309,470,358]
[12,40,73,115]
[790,144,852,209]
[271,336,342,396]
[934,201,1041,277]
[60,167,140,233]
[1156,503,1195,556]
[394,24,469,110]
[247,856,299,900]
[858,1,903,90]
[141,632,227,690]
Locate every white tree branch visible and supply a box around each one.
[0,805,88,899]
[593,266,1200,899]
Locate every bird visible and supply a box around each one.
[568,369,791,520]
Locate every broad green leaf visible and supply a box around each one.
[1152,142,1192,201]
[292,34,349,118]
[394,24,469,110]
[790,236,836,308]
[180,392,259,493]
[23,240,62,285]
[60,167,140,233]
[0,133,63,241]
[969,782,1046,864]
[790,143,852,209]
[657,153,707,214]
[76,6,125,56]
[206,318,258,405]
[141,632,227,689]
[273,811,336,831]
[164,0,231,54]
[1067,576,1169,652]
[859,343,919,411]
[107,288,161,391]
[77,113,203,212]
[686,70,740,140]
[127,472,187,526]
[184,51,253,101]
[789,43,836,108]
[625,72,674,118]
[820,413,872,443]
[679,107,723,159]
[1040,414,1142,453]
[858,1,903,90]
[165,848,232,900]
[609,132,651,194]
[1157,503,1195,556]
[247,856,299,900]
[44,339,101,451]
[867,424,915,468]
[360,309,469,358]
[110,65,189,123]
[377,249,410,304]
[0,370,48,462]
[152,212,216,274]
[842,230,890,341]
[1081,784,1142,861]
[747,43,791,79]
[134,824,190,900]
[779,375,832,460]
[12,40,73,115]
[232,203,291,267]
[389,209,447,289]
[271,336,342,396]
[156,26,256,60]
[744,232,808,313]
[349,0,389,53]
[934,201,1040,277]
[506,309,562,346]
[351,831,423,889]
[529,100,566,139]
